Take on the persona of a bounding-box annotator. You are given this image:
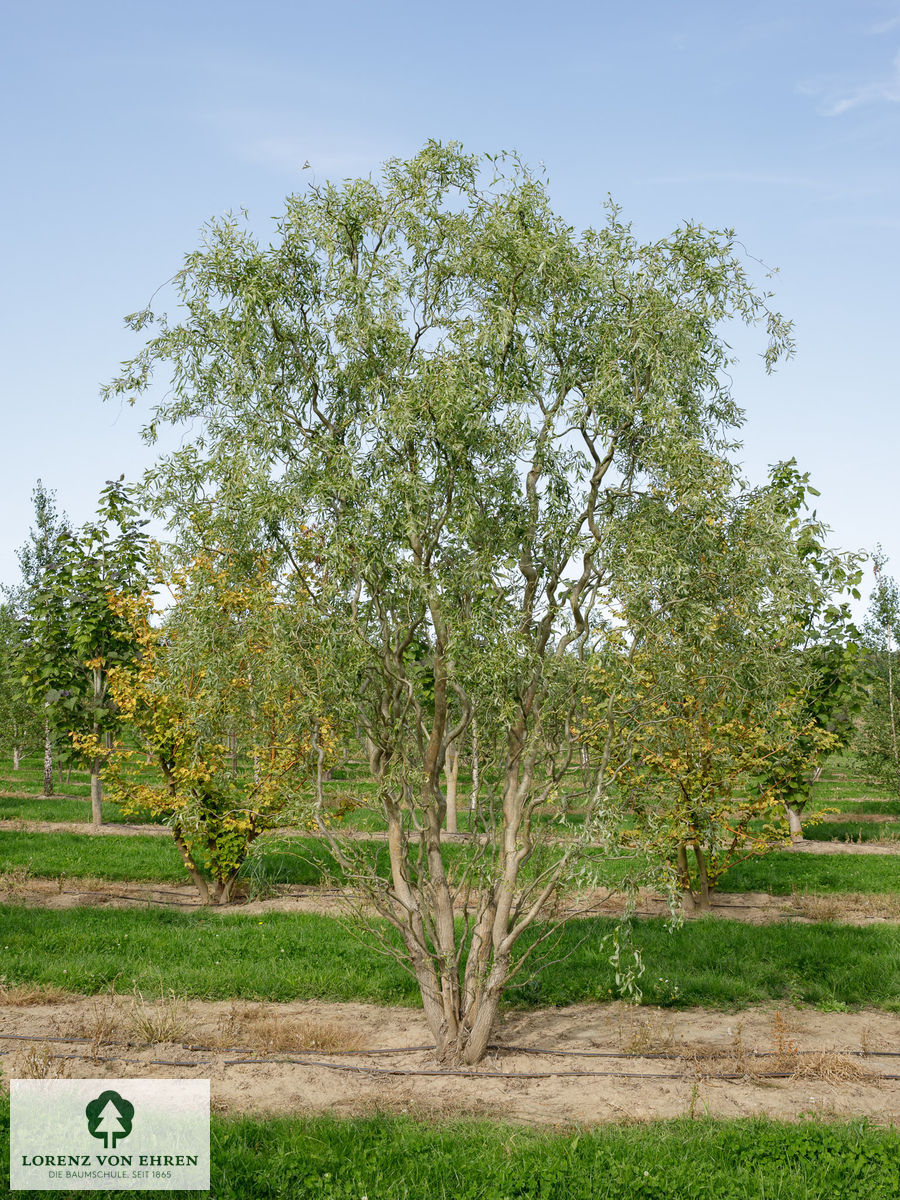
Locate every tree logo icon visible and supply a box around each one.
[85,1090,134,1148]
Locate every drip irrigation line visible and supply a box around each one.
[2,1032,899,1061]
[54,1052,212,1067]
[221,1057,900,1082]
[0,1047,213,1067]
[489,1043,900,1060]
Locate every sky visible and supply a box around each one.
[2,0,898,609]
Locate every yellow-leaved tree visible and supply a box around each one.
[83,542,333,904]
[583,461,843,912]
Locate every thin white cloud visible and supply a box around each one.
[802,47,900,116]
[869,13,900,35]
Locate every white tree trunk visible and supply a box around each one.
[469,720,479,820]
[43,719,53,797]
[786,803,804,841]
[445,741,459,834]
[12,746,21,771]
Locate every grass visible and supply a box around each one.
[0,1102,898,1200]
[0,831,359,886]
[0,829,650,892]
[809,779,895,801]
[717,852,900,896]
[0,792,165,825]
[5,830,900,900]
[2,903,898,1010]
[0,830,189,883]
[809,798,900,815]
[803,821,899,844]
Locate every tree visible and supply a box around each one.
[97,541,328,903]
[752,460,864,840]
[106,141,794,1063]
[58,478,149,826]
[582,465,841,911]
[0,602,41,769]
[13,482,72,796]
[855,551,900,800]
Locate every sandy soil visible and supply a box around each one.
[5,815,900,853]
[0,819,170,837]
[2,875,899,925]
[789,838,900,855]
[2,996,898,1126]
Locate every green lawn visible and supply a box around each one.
[2,904,898,1010]
[803,821,899,844]
[0,792,165,825]
[5,830,899,900]
[809,799,900,816]
[0,1104,897,1200]
[0,831,340,886]
[717,852,900,895]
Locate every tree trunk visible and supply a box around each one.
[677,843,697,913]
[173,829,210,905]
[445,741,459,834]
[459,978,506,1065]
[90,761,103,828]
[786,802,804,841]
[91,667,104,828]
[12,746,21,771]
[469,720,480,823]
[888,636,900,801]
[43,719,53,796]
[694,845,711,911]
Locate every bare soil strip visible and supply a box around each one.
[2,876,898,925]
[789,838,900,855]
[5,816,900,855]
[0,819,170,837]
[2,996,898,1126]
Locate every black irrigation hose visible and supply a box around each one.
[220,1057,900,1082]
[4,1044,897,1082]
[489,1043,900,1060]
[2,1032,899,1060]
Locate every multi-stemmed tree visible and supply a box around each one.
[107,142,796,1063]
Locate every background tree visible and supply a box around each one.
[58,477,149,826]
[752,460,864,840]
[584,461,841,911]
[96,540,328,904]
[14,481,72,796]
[855,550,900,800]
[0,601,41,769]
[106,142,794,1063]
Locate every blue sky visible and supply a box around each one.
[2,0,898,607]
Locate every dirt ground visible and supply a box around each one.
[3,874,900,925]
[2,995,898,1126]
[5,814,900,852]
